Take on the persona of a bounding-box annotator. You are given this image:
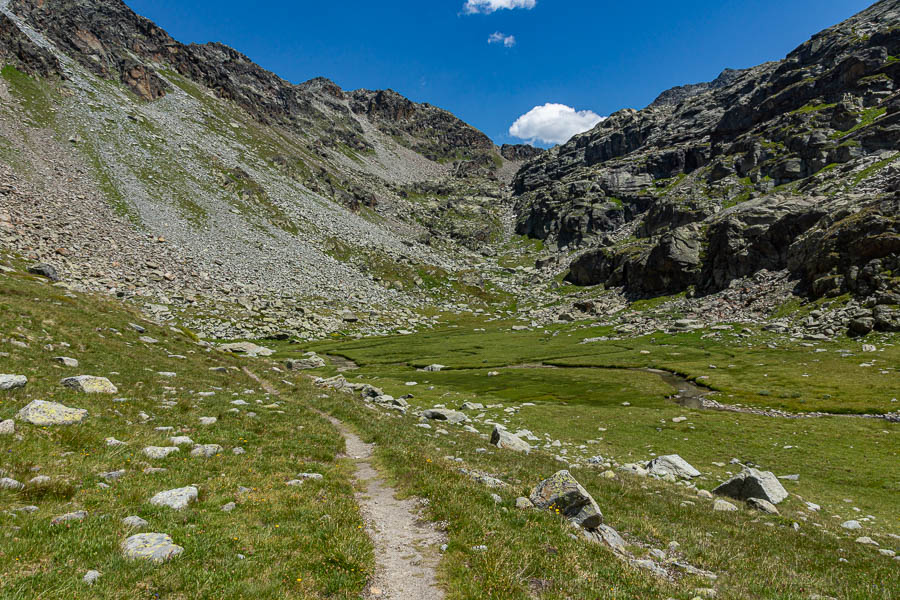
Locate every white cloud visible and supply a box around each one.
[487,31,516,48]
[463,0,536,15]
[509,103,605,145]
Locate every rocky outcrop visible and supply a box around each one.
[514,0,900,303]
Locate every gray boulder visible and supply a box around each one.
[0,419,14,435]
[60,376,118,394]
[286,356,326,370]
[422,409,468,424]
[122,533,184,563]
[190,444,223,457]
[149,486,198,510]
[0,477,24,490]
[713,468,788,504]
[142,446,180,459]
[28,263,59,281]
[646,454,700,479]
[16,400,87,425]
[490,426,531,452]
[0,374,27,390]
[530,470,603,529]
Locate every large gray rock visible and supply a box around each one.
[713,467,788,504]
[122,533,184,563]
[646,454,701,479]
[422,408,468,424]
[60,376,118,394]
[219,342,273,357]
[16,400,87,425]
[285,356,326,370]
[149,486,198,510]
[530,470,603,529]
[490,426,531,452]
[0,375,27,390]
[27,263,59,281]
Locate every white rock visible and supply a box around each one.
[122,533,183,563]
[0,374,27,390]
[142,446,180,459]
[149,486,198,510]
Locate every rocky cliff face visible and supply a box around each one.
[0,0,543,340]
[513,0,900,323]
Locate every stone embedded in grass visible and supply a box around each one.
[0,477,24,490]
[169,436,194,446]
[530,470,603,529]
[219,342,273,357]
[128,323,146,333]
[60,375,118,394]
[157,372,177,378]
[17,400,88,425]
[122,533,183,563]
[285,356,326,370]
[515,497,533,509]
[713,499,738,512]
[646,455,701,479]
[460,402,484,411]
[123,516,148,528]
[422,408,468,424]
[855,536,879,546]
[713,467,788,504]
[490,426,530,453]
[53,356,78,367]
[29,475,50,485]
[51,510,87,525]
[105,437,127,447]
[0,419,14,435]
[100,470,126,481]
[139,336,158,344]
[232,447,246,455]
[83,570,101,585]
[747,497,780,514]
[842,520,862,530]
[423,364,445,372]
[190,444,222,457]
[198,417,217,425]
[142,446,180,459]
[27,263,59,281]
[222,502,236,512]
[0,374,27,390]
[150,486,198,510]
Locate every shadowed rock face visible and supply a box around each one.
[512,0,900,302]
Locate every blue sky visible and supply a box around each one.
[125,0,873,147]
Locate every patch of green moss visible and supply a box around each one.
[1,65,57,126]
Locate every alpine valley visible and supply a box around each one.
[0,1,897,599]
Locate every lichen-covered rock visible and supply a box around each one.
[713,467,789,505]
[60,376,118,394]
[490,426,530,452]
[530,470,603,529]
[0,419,14,435]
[16,400,87,425]
[122,533,184,563]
